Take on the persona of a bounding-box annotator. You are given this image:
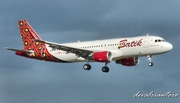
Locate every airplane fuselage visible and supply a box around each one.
[47,35,172,62]
[6,20,173,73]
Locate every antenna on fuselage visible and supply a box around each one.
[146,34,149,36]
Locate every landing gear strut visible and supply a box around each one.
[83,59,110,73]
[83,58,91,70]
[147,55,153,66]
[102,62,109,73]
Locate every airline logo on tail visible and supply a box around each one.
[14,20,60,62]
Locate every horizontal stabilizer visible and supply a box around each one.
[5,47,33,54]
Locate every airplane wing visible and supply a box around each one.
[35,39,96,58]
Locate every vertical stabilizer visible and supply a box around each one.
[18,20,59,61]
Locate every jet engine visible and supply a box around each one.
[115,57,139,66]
[93,51,112,62]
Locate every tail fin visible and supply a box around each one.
[18,20,58,61]
[19,20,41,51]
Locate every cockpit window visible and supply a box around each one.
[155,39,166,42]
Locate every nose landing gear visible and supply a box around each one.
[147,55,153,66]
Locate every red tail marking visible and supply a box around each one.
[18,20,59,62]
[16,51,30,58]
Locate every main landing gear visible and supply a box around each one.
[147,55,153,66]
[101,62,109,73]
[83,64,91,70]
[83,62,110,73]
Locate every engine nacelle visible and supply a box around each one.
[115,57,139,66]
[93,51,112,62]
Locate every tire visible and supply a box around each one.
[83,64,91,70]
[148,62,153,66]
[102,66,109,73]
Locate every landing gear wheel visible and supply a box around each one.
[83,64,91,70]
[148,62,153,66]
[147,55,153,66]
[102,66,109,73]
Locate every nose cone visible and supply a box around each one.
[166,42,173,51]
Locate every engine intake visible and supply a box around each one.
[93,51,112,62]
[116,57,139,66]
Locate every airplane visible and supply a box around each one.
[6,20,173,73]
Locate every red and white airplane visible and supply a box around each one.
[6,20,173,73]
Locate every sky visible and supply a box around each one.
[0,0,180,103]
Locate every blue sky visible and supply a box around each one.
[0,0,180,103]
